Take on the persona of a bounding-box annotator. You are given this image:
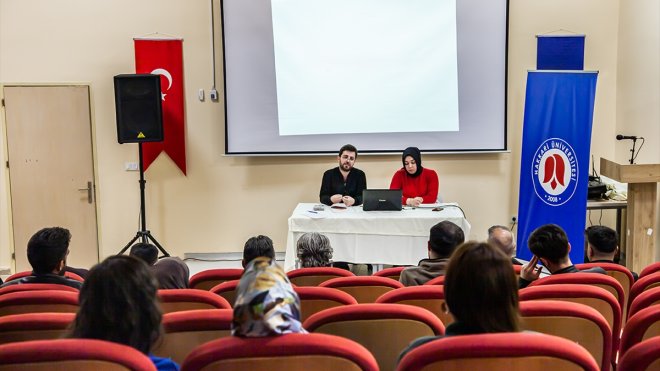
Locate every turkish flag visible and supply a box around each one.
[134,39,186,175]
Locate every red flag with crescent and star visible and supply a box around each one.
[134,38,186,175]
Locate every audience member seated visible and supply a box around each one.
[130,243,189,289]
[398,241,521,361]
[68,255,179,371]
[1,227,82,290]
[242,235,275,268]
[487,225,522,265]
[399,221,465,286]
[520,224,605,288]
[585,225,638,280]
[232,256,306,336]
[296,232,333,268]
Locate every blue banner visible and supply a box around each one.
[537,35,585,70]
[516,71,598,264]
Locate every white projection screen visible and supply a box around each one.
[222,0,508,155]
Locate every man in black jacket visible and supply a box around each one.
[319,144,367,207]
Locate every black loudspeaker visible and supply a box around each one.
[114,74,164,143]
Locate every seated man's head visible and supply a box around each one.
[428,221,465,259]
[129,243,158,266]
[242,235,275,268]
[27,227,71,275]
[527,224,571,271]
[585,225,618,262]
[296,232,333,268]
[487,225,516,257]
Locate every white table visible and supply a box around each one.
[284,203,471,271]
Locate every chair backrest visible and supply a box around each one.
[209,280,240,307]
[180,333,378,371]
[188,268,244,291]
[639,261,660,279]
[519,284,621,362]
[0,312,75,345]
[619,304,660,359]
[0,291,79,317]
[376,285,452,326]
[287,267,355,287]
[303,303,444,371]
[618,336,660,371]
[519,300,612,371]
[372,266,406,281]
[422,275,445,286]
[397,332,599,371]
[294,286,357,322]
[0,338,156,370]
[0,283,79,296]
[628,271,660,310]
[319,276,403,303]
[576,262,634,319]
[5,270,84,282]
[157,289,231,314]
[528,273,625,322]
[153,309,233,365]
[629,286,660,319]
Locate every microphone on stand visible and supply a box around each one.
[616,134,639,140]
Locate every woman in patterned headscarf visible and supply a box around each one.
[232,256,306,337]
[389,146,439,207]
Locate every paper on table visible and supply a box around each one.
[330,203,347,209]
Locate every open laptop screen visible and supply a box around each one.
[363,189,402,211]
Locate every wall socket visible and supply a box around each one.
[124,162,139,171]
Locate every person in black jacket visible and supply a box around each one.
[319,144,367,207]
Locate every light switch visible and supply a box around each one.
[125,162,139,171]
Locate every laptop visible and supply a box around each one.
[362,189,402,211]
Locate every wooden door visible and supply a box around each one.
[3,85,99,272]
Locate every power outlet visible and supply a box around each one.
[125,162,139,171]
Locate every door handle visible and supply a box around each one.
[78,181,93,204]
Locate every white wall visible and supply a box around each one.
[0,0,654,271]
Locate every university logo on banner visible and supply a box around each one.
[134,38,186,175]
[516,71,598,264]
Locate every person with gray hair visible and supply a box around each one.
[296,232,333,268]
[488,225,523,265]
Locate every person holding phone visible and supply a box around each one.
[519,224,605,288]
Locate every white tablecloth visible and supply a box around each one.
[284,203,471,271]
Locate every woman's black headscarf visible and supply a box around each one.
[402,146,423,178]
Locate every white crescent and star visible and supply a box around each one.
[151,68,172,101]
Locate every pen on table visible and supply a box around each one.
[307,210,318,214]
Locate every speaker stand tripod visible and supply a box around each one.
[117,143,170,257]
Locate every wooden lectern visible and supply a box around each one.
[600,158,660,272]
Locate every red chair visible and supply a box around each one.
[576,262,634,319]
[629,286,660,319]
[519,300,612,371]
[304,303,444,371]
[294,286,357,322]
[0,338,156,370]
[619,304,660,359]
[0,312,75,345]
[628,271,660,310]
[319,276,404,303]
[372,266,406,281]
[423,275,445,286]
[5,270,84,282]
[618,336,660,371]
[180,333,378,371]
[639,262,660,279]
[376,285,452,326]
[209,280,240,307]
[528,273,625,323]
[188,268,243,290]
[153,309,233,365]
[0,291,79,317]
[0,283,79,296]
[157,289,231,314]
[519,284,621,363]
[397,332,599,371]
[287,267,355,287]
